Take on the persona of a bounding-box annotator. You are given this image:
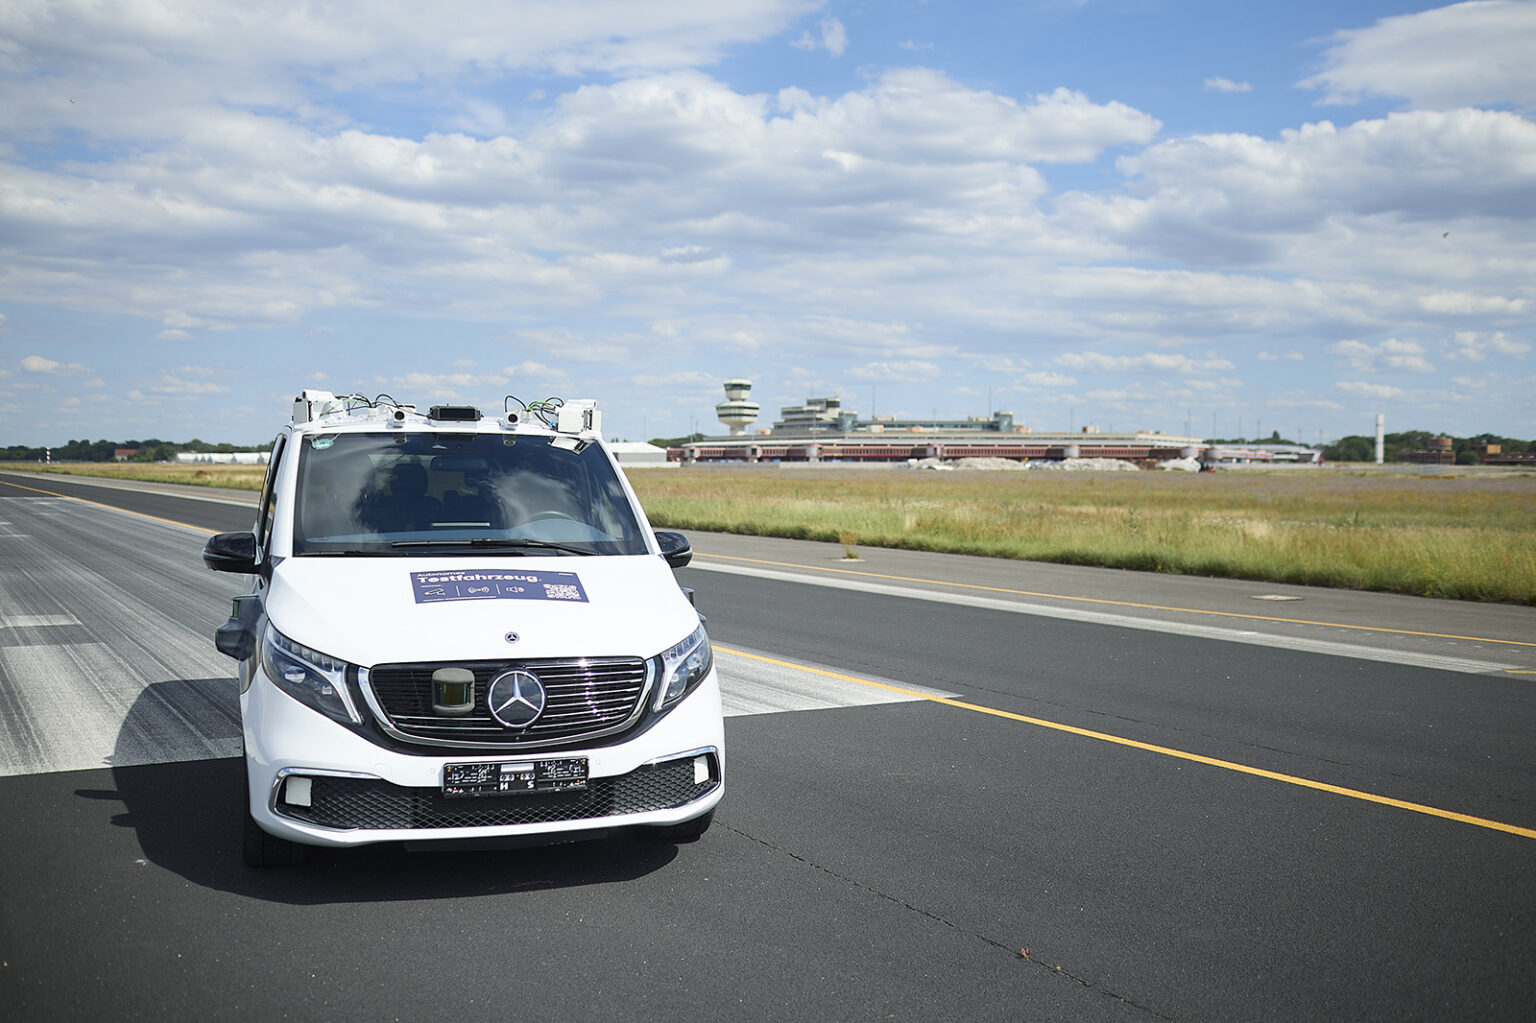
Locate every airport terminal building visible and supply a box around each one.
[672,381,1320,467]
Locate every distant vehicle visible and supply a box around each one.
[204,391,722,866]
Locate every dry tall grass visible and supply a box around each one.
[0,462,269,491]
[627,467,1536,605]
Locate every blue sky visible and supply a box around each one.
[1,0,1533,446]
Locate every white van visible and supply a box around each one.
[204,391,722,866]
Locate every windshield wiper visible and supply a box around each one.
[300,549,408,557]
[389,538,596,556]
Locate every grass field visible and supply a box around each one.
[625,466,1536,605]
[7,461,1534,605]
[1,461,270,491]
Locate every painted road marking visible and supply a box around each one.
[694,560,1524,677]
[696,552,1536,650]
[716,646,1536,842]
[720,652,954,716]
[0,615,81,630]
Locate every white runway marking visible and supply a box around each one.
[0,614,81,629]
[692,561,1525,677]
[717,647,953,716]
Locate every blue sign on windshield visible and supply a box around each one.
[410,570,588,604]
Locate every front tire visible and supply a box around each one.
[645,810,714,843]
[242,769,308,868]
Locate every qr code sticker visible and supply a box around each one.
[544,584,582,600]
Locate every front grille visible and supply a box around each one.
[364,657,650,749]
[277,754,719,831]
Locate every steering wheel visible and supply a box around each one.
[525,510,577,522]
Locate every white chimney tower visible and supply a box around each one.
[1375,413,1385,464]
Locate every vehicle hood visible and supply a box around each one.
[264,554,698,666]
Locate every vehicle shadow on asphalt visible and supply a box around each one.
[87,680,680,904]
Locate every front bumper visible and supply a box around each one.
[242,665,724,848]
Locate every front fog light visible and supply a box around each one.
[283,776,313,807]
[655,624,712,710]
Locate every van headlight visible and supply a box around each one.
[259,624,364,725]
[655,624,713,711]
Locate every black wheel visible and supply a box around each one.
[646,810,714,843]
[242,770,308,868]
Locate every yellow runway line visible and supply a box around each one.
[716,645,1536,842]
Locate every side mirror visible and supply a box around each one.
[203,531,258,574]
[654,530,692,569]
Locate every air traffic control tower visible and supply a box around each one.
[715,378,760,435]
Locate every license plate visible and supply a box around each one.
[443,758,589,798]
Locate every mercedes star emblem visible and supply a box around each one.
[485,669,546,729]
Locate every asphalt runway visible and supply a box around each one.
[1,470,1534,1021]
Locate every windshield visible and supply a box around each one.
[291,432,647,556]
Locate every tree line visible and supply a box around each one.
[0,438,269,463]
[1321,431,1531,464]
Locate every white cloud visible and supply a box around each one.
[1204,77,1252,93]
[1257,351,1304,361]
[848,361,943,382]
[1417,291,1529,315]
[1329,338,1435,373]
[1300,1,1536,109]
[149,375,230,395]
[1266,395,1345,410]
[632,370,719,388]
[1096,110,1536,255]
[1443,329,1531,360]
[1055,351,1235,374]
[18,355,97,379]
[820,17,848,56]
[1017,372,1077,388]
[0,1,819,112]
[371,371,515,401]
[1335,381,1406,400]
[792,17,848,56]
[502,361,570,382]
[0,68,1165,332]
